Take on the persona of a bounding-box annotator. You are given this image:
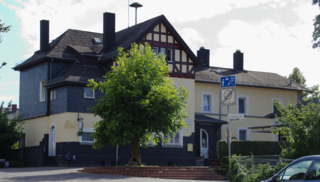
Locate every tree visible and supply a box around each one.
[287,67,319,102]
[288,67,306,87]
[0,101,24,159]
[0,20,11,43]
[273,100,320,159]
[88,43,189,166]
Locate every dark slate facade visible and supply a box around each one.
[20,62,49,119]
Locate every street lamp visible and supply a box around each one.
[0,62,7,70]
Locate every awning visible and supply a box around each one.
[195,115,228,124]
[248,125,285,133]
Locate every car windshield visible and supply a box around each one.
[281,160,312,181]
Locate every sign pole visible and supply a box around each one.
[227,105,231,169]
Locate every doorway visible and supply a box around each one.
[200,128,209,159]
[48,124,56,156]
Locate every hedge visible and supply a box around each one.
[217,140,288,167]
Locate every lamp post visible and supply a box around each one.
[0,62,7,70]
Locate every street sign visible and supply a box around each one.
[228,114,244,119]
[228,118,241,122]
[221,76,235,88]
[221,87,236,106]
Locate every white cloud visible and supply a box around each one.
[0,94,19,104]
[0,81,19,91]
[178,28,205,54]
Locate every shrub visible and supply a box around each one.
[228,155,288,182]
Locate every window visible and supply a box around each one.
[39,81,45,102]
[237,95,249,115]
[239,130,246,140]
[167,49,172,62]
[306,160,320,180]
[50,90,56,100]
[160,48,166,57]
[202,92,214,113]
[153,47,158,55]
[238,127,249,141]
[281,160,312,181]
[147,133,155,147]
[162,130,183,148]
[80,128,95,145]
[84,87,95,98]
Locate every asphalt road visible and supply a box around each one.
[0,167,228,182]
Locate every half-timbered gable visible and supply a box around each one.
[140,22,197,79]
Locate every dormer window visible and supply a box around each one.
[93,38,102,44]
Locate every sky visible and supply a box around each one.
[0,0,320,107]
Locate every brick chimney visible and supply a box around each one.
[103,12,115,54]
[197,47,210,68]
[40,20,49,53]
[11,104,17,112]
[233,50,243,72]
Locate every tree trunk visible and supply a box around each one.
[128,136,142,166]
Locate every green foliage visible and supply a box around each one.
[0,20,11,43]
[228,155,288,182]
[288,67,306,87]
[88,43,189,150]
[273,100,320,159]
[217,140,286,167]
[313,0,320,48]
[0,101,24,159]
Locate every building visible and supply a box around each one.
[13,12,308,167]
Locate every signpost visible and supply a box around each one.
[220,76,237,169]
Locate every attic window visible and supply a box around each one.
[93,38,102,44]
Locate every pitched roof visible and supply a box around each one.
[13,14,201,70]
[195,66,309,91]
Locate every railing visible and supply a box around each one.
[195,77,306,90]
[15,52,79,66]
[47,76,105,85]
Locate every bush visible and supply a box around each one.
[228,155,288,182]
[217,140,288,167]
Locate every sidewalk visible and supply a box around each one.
[0,167,228,182]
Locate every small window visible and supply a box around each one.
[167,49,172,62]
[239,130,246,141]
[39,81,45,102]
[165,132,180,145]
[80,128,95,145]
[84,87,95,98]
[160,48,166,57]
[153,47,158,55]
[239,98,245,114]
[50,90,56,100]
[203,95,211,112]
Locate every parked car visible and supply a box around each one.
[262,155,320,182]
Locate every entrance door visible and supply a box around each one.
[48,124,56,156]
[200,129,209,159]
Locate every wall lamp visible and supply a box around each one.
[77,113,84,136]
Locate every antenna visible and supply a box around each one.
[129,2,143,26]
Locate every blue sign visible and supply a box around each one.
[221,76,235,88]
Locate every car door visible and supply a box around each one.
[280,160,313,181]
[304,159,320,181]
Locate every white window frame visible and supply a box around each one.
[202,92,214,113]
[272,98,283,112]
[84,87,95,98]
[80,128,96,145]
[153,47,158,55]
[238,127,249,141]
[160,48,166,57]
[50,90,56,100]
[162,130,183,148]
[147,133,156,147]
[39,80,46,102]
[237,95,249,115]
[167,48,173,62]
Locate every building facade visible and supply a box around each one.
[13,12,307,167]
